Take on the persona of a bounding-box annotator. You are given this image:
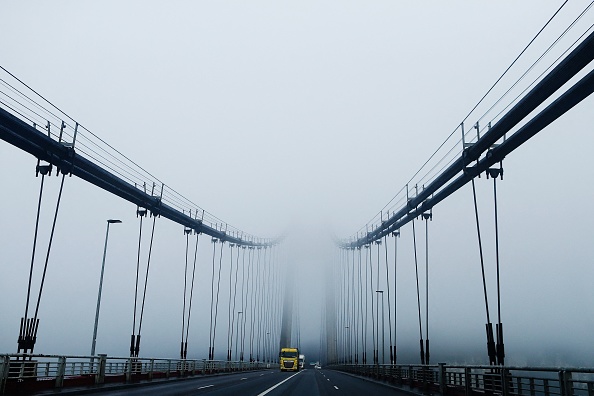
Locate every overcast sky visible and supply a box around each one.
[1,1,593,366]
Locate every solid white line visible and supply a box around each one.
[197,384,214,389]
[334,385,339,390]
[256,371,301,396]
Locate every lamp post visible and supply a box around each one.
[91,219,122,358]
[376,290,385,365]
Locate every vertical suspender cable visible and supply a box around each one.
[32,173,66,328]
[230,244,240,361]
[239,246,248,361]
[208,239,218,360]
[393,231,399,364]
[180,230,190,359]
[248,247,256,361]
[471,178,497,365]
[493,176,505,365]
[424,214,431,365]
[412,219,425,364]
[261,246,270,362]
[346,247,351,363]
[211,240,225,360]
[363,245,369,365]
[375,241,380,364]
[242,247,253,361]
[19,169,46,354]
[131,210,145,357]
[136,214,157,356]
[184,233,200,359]
[257,248,266,361]
[23,172,45,329]
[350,248,358,363]
[250,248,260,361]
[368,244,376,365]
[358,247,364,365]
[338,249,348,363]
[226,244,235,361]
[384,235,394,365]
[339,250,342,362]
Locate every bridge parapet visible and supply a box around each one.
[330,363,594,396]
[0,353,272,394]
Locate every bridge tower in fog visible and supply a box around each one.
[279,268,294,349]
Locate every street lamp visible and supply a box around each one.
[376,290,385,365]
[91,219,122,358]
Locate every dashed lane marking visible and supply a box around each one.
[334,386,339,390]
[197,384,214,390]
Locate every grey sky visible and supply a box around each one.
[1,1,593,366]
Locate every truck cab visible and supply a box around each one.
[279,347,299,371]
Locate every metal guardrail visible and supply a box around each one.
[0,353,273,394]
[331,364,594,396]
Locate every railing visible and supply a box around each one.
[331,364,594,396]
[0,354,273,394]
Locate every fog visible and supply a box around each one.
[1,1,593,367]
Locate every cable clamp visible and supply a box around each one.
[36,162,52,176]
[486,167,503,179]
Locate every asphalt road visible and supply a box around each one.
[75,368,408,395]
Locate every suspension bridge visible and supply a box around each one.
[2,2,594,395]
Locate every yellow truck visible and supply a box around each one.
[279,347,299,372]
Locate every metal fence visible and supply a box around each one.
[332,364,594,396]
[0,354,272,394]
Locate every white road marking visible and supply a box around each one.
[241,377,247,380]
[197,384,214,389]
[334,385,339,389]
[256,371,301,396]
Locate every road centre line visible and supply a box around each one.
[197,384,214,389]
[256,371,301,396]
[334,385,339,390]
